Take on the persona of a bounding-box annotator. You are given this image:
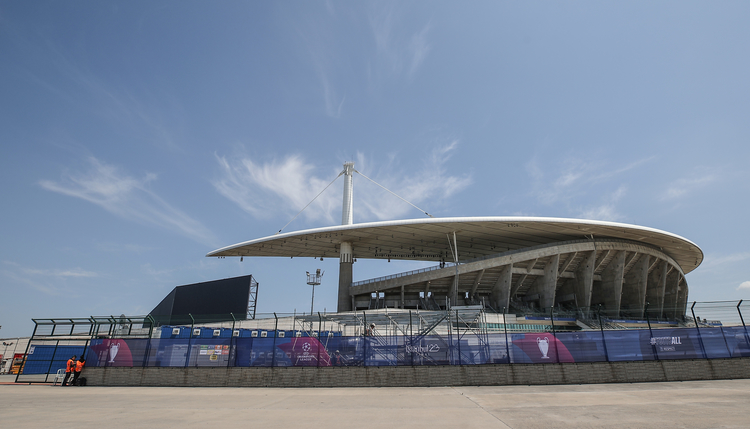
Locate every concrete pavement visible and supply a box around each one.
[1,377,749,428]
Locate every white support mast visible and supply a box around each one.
[338,162,355,312]
[341,162,354,226]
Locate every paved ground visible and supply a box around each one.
[1,376,749,428]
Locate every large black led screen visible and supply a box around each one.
[149,275,254,325]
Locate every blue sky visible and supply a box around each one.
[1,1,749,338]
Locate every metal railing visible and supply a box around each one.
[351,264,455,287]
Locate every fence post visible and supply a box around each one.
[317,312,322,367]
[185,313,195,368]
[363,311,368,367]
[503,307,510,364]
[549,307,559,363]
[645,302,658,361]
[87,317,96,337]
[80,319,91,369]
[107,316,115,337]
[691,302,708,359]
[144,315,155,367]
[15,321,39,382]
[45,340,61,381]
[720,323,733,358]
[409,310,414,366]
[147,314,155,336]
[271,313,278,368]
[598,305,609,362]
[447,309,454,365]
[738,300,750,353]
[456,310,462,365]
[228,313,236,368]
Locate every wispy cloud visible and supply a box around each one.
[295,3,430,118]
[700,252,750,272]
[319,68,346,119]
[295,9,347,119]
[2,270,60,296]
[94,242,156,254]
[526,157,590,206]
[3,261,97,278]
[212,143,471,228]
[27,268,98,278]
[40,157,217,246]
[661,173,717,200]
[407,24,431,77]
[738,281,750,291]
[1,261,95,296]
[599,157,657,179]
[525,154,654,221]
[577,186,628,221]
[213,154,341,225]
[356,141,472,220]
[369,4,431,79]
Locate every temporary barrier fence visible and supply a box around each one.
[15,324,750,382]
[15,301,750,382]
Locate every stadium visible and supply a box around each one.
[208,162,702,321]
[8,163,750,387]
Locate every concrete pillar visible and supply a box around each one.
[337,242,353,312]
[663,268,681,320]
[448,275,458,307]
[554,253,579,305]
[646,260,667,319]
[621,254,649,318]
[574,251,596,314]
[676,276,689,320]
[491,264,512,311]
[470,270,485,296]
[528,254,559,310]
[601,251,626,317]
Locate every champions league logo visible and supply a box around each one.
[537,337,550,359]
[302,342,311,354]
[108,342,120,363]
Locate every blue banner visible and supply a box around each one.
[72,326,750,369]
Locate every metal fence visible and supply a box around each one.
[14,301,750,382]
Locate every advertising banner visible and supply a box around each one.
[643,329,702,360]
[234,336,331,367]
[87,338,148,367]
[75,325,750,369]
[510,333,575,363]
[406,336,451,366]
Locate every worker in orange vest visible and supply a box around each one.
[62,355,76,386]
[71,357,86,386]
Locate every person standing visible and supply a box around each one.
[61,355,76,386]
[71,357,85,386]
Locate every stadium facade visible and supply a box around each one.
[208,162,703,320]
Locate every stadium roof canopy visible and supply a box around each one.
[207,216,703,275]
